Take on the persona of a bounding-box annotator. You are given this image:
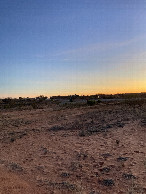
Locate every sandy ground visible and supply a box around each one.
[0,103,146,194]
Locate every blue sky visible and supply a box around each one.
[0,0,146,97]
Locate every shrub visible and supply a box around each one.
[87,99,96,106]
[69,97,73,102]
[31,103,38,109]
[124,99,146,106]
[2,98,12,104]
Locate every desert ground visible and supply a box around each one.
[0,101,146,194]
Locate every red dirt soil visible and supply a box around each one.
[0,103,146,193]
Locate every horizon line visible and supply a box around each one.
[0,91,146,99]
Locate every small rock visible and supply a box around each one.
[49,125,65,131]
[116,140,120,145]
[122,173,136,180]
[79,130,86,137]
[101,153,111,158]
[99,179,114,186]
[76,152,88,160]
[7,162,23,172]
[99,167,111,173]
[117,156,128,161]
[98,161,104,166]
[106,124,112,128]
[10,138,15,142]
[90,191,100,194]
[116,122,125,128]
[61,172,70,178]
[41,147,48,155]
[95,172,99,177]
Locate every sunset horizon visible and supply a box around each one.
[0,1,146,192]
[1,90,146,99]
[0,0,146,98]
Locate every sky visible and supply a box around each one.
[0,0,146,98]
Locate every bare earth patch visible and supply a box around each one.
[0,103,145,193]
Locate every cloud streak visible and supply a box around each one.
[35,35,146,62]
[51,35,146,57]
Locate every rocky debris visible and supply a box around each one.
[39,180,78,191]
[1,118,32,128]
[0,102,145,193]
[0,159,5,164]
[105,124,113,129]
[117,157,128,161]
[89,191,101,194]
[49,125,65,131]
[35,165,44,172]
[116,121,125,128]
[122,173,136,180]
[98,179,115,186]
[4,131,27,143]
[79,126,109,137]
[47,105,140,137]
[56,182,77,191]
[67,121,83,131]
[98,161,104,167]
[76,151,88,160]
[95,172,99,177]
[10,138,15,142]
[7,162,23,172]
[40,147,48,155]
[141,118,146,127]
[69,162,82,171]
[61,172,70,178]
[78,121,125,137]
[78,129,87,137]
[116,140,120,145]
[99,167,111,173]
[101,153,112,159]
[87,127,101,134]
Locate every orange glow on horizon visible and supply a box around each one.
[1,79,146,98]
[1,88,146,98]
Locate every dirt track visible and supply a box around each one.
[0,103,146,193]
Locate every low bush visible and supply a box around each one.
[87,100,96,106]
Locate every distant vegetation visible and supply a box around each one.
[0,93,145,110]
[0,95,48,110]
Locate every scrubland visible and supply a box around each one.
[0,99,146,193]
